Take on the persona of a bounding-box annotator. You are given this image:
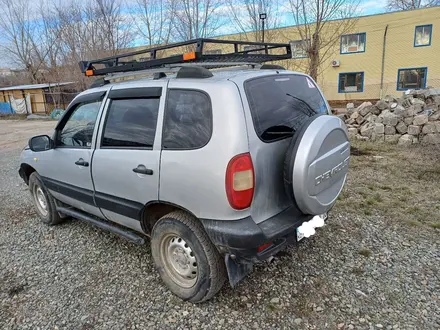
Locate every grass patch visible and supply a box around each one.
[405,219,422,227]
[363,208,372,216]
[266,303,276,312]
[337,190,349,201]
[351,146,372,156]
[358,248,372,258]
[407,206,421,215]
[417,166,440,180]
[340,141,440,230]
[430,223,440,229]
[0,114,27,120]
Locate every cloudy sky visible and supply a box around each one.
[0,0,388,68]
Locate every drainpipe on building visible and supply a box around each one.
[379,24,389,100]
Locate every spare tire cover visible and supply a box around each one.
[284,115,350,215]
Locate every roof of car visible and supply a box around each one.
[76,67,308,101]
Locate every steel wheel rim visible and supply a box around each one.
[33,185,48,217]
[159,233,198,288]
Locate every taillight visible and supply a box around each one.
[225,153,255,210]
[257,242,273,253]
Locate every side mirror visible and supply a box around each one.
[29,135,54,152]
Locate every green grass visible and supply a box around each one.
[267,303,276,312]
[430,223,440,229]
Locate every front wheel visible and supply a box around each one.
[28,172,64,225]
[151,211,226,303]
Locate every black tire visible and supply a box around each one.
[28,172,63,225]
[151,211,226,303]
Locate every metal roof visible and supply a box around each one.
[0,82,74,92]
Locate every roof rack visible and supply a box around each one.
[79,38,292,77]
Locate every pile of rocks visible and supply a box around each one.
[341,88,440,145]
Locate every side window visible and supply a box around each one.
[59,101,101,148]
[163,90,212,150]
[414,25,432,47]
[340,33,366,54]
[102,98,160,148]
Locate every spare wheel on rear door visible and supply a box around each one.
[283,114,350,215]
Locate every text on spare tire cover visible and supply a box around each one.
[314,156,350,186]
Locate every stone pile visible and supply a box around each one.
[341,88,440,145]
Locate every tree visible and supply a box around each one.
[387,0,440,10]
[170,0,226,41]
[53,0,133,89]
[226,0,283,42]
[0,0,58,83]
[287,0,360,81]
[134,0,175,46]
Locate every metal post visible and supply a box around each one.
[379,25,389,100]
[259,13,267,43]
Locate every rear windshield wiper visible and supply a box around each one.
[286,93,317,117]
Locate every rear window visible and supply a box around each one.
[244,74,327,142]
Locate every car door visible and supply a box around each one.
[91,84,165,232]
[38,90,107,218]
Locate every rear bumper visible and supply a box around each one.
[200,206,314,262]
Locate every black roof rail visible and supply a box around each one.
[79,38,292,77]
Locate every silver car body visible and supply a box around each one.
[19,69,332,233]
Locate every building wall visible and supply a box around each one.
[218,7,440,101]
[316,7,440,101]
[0,88,46,113]
[126,7,440,101]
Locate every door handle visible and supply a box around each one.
[75,158,89,167]
[133,165,153,175]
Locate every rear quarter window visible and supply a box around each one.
[162,89,212,150]
[244,74,327,142]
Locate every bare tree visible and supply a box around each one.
[226,0,283,42]
[53,0,133,89]
[134,0,175,46]
[287,0,359,81]
[0,0,55,82]
[170,0,226,41]
[387,0,440,10]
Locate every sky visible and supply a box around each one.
[0,0,388,69]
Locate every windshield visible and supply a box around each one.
[244,74,328,142]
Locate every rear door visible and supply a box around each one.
[91,84,165,232]
[238,73,329,223]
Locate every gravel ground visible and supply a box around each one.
[1,121,439,329]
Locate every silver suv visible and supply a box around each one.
[19,40,350,302]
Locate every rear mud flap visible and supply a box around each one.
[225,254,253,287]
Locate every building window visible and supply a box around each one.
[397,67,427,91]
[243,45,264,54]
[340,33,366,54]
[338,72,364,93]
[290,40,308,58]
[414,25,432,47]
[205,49,222,55]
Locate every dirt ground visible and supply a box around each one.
[1,119,439,329]
[0,120,56,151]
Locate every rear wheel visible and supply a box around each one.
[29,172,64,225]
[151,211,226,302]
